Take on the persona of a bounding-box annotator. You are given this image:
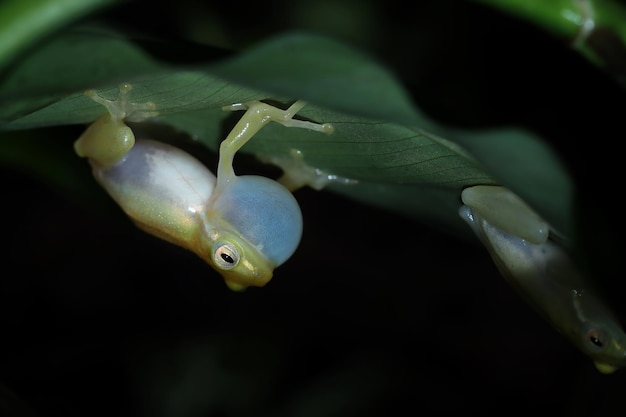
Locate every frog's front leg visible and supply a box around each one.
[223,101,356,192]
[218,100,334,181]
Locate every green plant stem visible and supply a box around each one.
[472,0,626,83]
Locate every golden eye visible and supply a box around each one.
[584,327,609,352]
[214,243,240,270]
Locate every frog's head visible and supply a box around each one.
[199,175,303,291]
[571,311,626,374]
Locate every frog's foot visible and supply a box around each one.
[461,185,549,245]
[222,100,334,135]
[85,83,158,123]
[259,149,358,192]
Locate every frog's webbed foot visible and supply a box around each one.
[259,149,358,192]
[84,83,159,122]
[222,100,334,135]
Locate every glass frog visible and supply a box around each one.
[74,83,334,291]
[459,185,626,373]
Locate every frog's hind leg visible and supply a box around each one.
[218,100,334,181]
[258,149,358,192]
[75,84,158,168]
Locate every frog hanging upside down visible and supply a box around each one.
[74,83,341,291]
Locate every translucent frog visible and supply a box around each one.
[459,185,626,373]
[74,83,337,291]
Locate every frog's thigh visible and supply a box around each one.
[461,185,548,244]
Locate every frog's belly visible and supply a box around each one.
[94,139,216,245]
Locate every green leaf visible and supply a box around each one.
[0,28,579,241]
[207,33,435,129]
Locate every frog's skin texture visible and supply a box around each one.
[75,84,334,291]
[459,185,626,373]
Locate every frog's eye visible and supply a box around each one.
[214,243,240,270]
[584,327,609,352]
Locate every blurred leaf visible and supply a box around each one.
[470,0,626,86]
[275,353,397,417]
[207,33,433,128]
[0,0,121,73]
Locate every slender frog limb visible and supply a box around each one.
[219,100,333,180]
[258,149,358,192]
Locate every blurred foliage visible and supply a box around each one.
[471,0,626,85]
[0,0,625,416]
